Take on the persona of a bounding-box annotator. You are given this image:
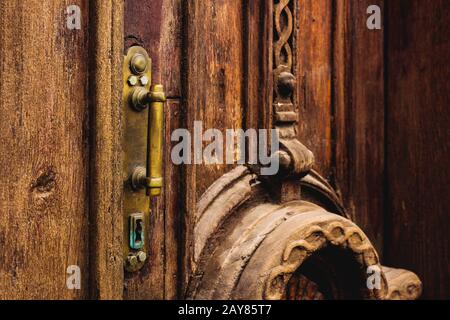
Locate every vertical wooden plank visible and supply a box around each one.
[89,0,124,300]
[296,0,333,179]
[245,0,272,132]
[0,0,89,299]
[333,0,385,252]
[185,1,245,200]
[183,0,245,293]
[163,100,182,299]
[386,0,450,299]
[160,0,183,300]
[123,0,182,299]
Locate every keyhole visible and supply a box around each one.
[129,213,145,250]
[135,220,143,244]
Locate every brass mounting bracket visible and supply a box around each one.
[122,46,165,273]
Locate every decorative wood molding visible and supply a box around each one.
[264,221,386,300]
[383,266,423,300]
[271,0,314,183]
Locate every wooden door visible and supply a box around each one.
[0,0,447,300]
[122,0,448,300]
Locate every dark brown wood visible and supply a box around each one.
[245,0,273,132]
[184,1,245,201]
[296,0,333,179]
[164,100,182,299]
[385,0,450,299]
[125,0,181,98]
[333,0,385,253]
[0,0,90,299]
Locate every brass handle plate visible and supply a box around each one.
[122,46,165,273]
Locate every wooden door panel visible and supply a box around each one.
[0,0,444,300]
[184,0,245,201]
[296,0,334,180]
[333,0,385,253]
[386,0,450,299]
[0,0,90,299]
[182,0,247,293]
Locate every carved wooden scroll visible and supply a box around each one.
[263,0,315,202]
[187,0,422,300]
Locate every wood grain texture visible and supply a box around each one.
[182,0,245,294]
[296,0,333,180]
[0,0,90,299]
[124,0,182,299]
[385,0,450,299]
[245,0,272,132]
[163,100,182,299]
[184,0,244,201]
[89,0,124,300]
[125,0,181,98]
[333,0,385,253]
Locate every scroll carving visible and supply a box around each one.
[269,0,314,185]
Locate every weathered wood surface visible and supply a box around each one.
[89,0,124,300]
[124,0,182,299]
[0,0,90,299]
[385,0,450,300]
[296,0,333,180]
[183,0,245,294]
[163,100,183,299]
[184,1,244,201]
[245,0,272,133]
[333,0,385,253]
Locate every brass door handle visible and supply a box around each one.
[130,85,166,196]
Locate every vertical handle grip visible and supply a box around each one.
[128,85,166,197]
[147,85,166,196]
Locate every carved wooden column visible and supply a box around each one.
[186,0,422,300]
[267,0,315,203]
